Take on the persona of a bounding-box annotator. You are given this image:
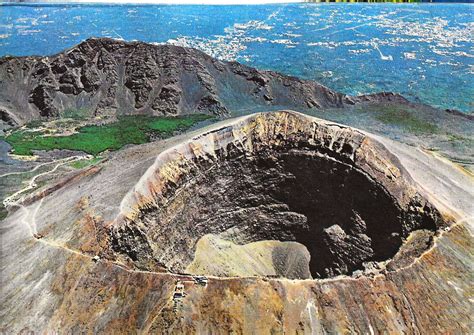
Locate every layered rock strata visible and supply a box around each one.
[1,111,472,333]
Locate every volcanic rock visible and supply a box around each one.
[1,111,472,333]
[0,38,410,125]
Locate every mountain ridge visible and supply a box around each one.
[0,37,418,126]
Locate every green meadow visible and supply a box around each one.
[3,114,213,156]
[373,107,440,134]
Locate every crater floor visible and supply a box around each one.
[1,111,472,334]
[111,112,444,279]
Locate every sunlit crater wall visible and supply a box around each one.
[110,111,444,279]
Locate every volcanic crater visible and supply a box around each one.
[109,111,445,280]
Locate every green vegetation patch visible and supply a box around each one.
[5,114,213,156]
[374,107,439,134]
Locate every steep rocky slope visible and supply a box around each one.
[2,38,472,173]
[1,111,472,333]
[111,112,444,279]
[0,38,408,126]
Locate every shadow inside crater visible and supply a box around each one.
[113,141,441,279]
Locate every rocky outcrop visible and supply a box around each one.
[0,38,410,125]
[1,111,472,333]
[111,111,444,279]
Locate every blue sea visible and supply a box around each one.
[0,3,472,112]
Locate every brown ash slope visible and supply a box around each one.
[0,37,408,126]
[0,38,473,333]
[1,111,472,333]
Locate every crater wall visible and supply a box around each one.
[111,111,444,279]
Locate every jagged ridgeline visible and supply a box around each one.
[0,38,411,126]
